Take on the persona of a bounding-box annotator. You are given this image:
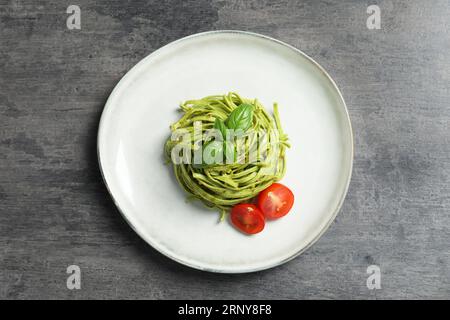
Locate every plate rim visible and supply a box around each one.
[97,30,354,273]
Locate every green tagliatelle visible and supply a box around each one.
[164,92,290,219]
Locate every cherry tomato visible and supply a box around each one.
[257,183,294,219]
[230,204,265,235]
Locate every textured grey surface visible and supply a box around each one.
[0,0,449,299]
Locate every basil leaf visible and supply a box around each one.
[213,118,227,141]
[226,103,254,132]
[203,140,224,165]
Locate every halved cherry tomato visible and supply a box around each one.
[230,203,265,235]
[257,183,294,219]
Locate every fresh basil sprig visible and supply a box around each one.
[199,103,254,167]
[226,103,254,132]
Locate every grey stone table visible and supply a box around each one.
[0,0,449,299]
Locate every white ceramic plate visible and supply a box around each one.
[98,31,353,273]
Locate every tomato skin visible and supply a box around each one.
[230,204,265,235]
[257,183,294,219]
